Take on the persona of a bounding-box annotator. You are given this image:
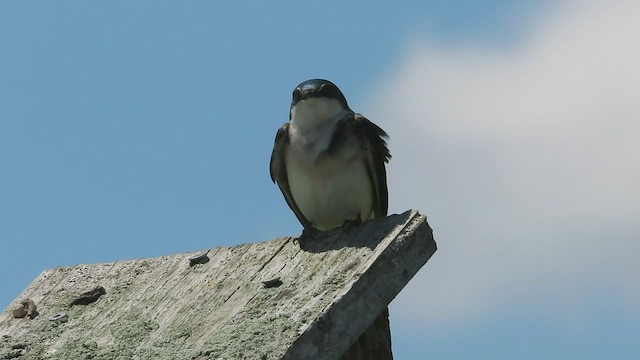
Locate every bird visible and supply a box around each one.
[270,79,394,359]
[270,79,391,236]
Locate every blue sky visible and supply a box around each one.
[2,1,639,359]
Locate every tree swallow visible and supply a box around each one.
[270,79,391,234]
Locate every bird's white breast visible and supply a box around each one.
[285,137,374,231]
[286,96,373,230]
[289,97,349,157]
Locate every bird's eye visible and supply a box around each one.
[292,88,302,103]
[320,83,336,98]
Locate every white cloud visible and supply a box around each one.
[368,0,640,329]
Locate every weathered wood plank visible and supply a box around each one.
[0,210,436,360]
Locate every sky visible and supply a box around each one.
[2,1,639,359]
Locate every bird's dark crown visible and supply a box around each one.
[291,79,349,109]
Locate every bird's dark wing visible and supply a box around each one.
[334,114,391,218]
[269,123,313,228]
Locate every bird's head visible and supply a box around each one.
[289,79,351,125]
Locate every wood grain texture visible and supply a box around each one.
[0,210,436,360]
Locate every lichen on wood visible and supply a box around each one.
[0,210,436,360]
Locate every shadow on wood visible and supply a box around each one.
[0,210,436,360]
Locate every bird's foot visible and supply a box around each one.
[297,227,322,250]
[299,227,320,241]
[341,215,363,233]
